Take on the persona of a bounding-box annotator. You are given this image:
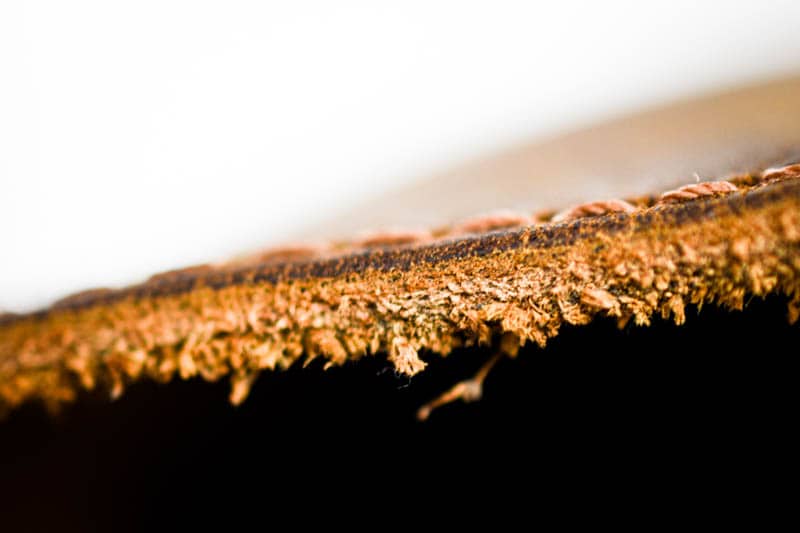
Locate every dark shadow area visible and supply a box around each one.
[1,297,796,530]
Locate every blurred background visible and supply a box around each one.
[2,0,800,312]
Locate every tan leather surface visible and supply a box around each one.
[3,174,798,411]
[306,76,800,240]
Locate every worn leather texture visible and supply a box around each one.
[2,78,800,531]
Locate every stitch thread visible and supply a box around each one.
[659,181,737,203]
[551,199,636,223]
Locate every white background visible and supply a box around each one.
[2,1,800,311]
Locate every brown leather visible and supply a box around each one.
[2,77,800,414]
[1,169,798,412]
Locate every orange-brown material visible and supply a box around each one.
[448,210,534,236]
[551,199,637,223]
[659,180,738,203]
[1,165,800,413]
[416,331,520,421]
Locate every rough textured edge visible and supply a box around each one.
[1,167,799,412]
[7,165,795,319]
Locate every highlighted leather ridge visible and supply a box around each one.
[1,166,799,412]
